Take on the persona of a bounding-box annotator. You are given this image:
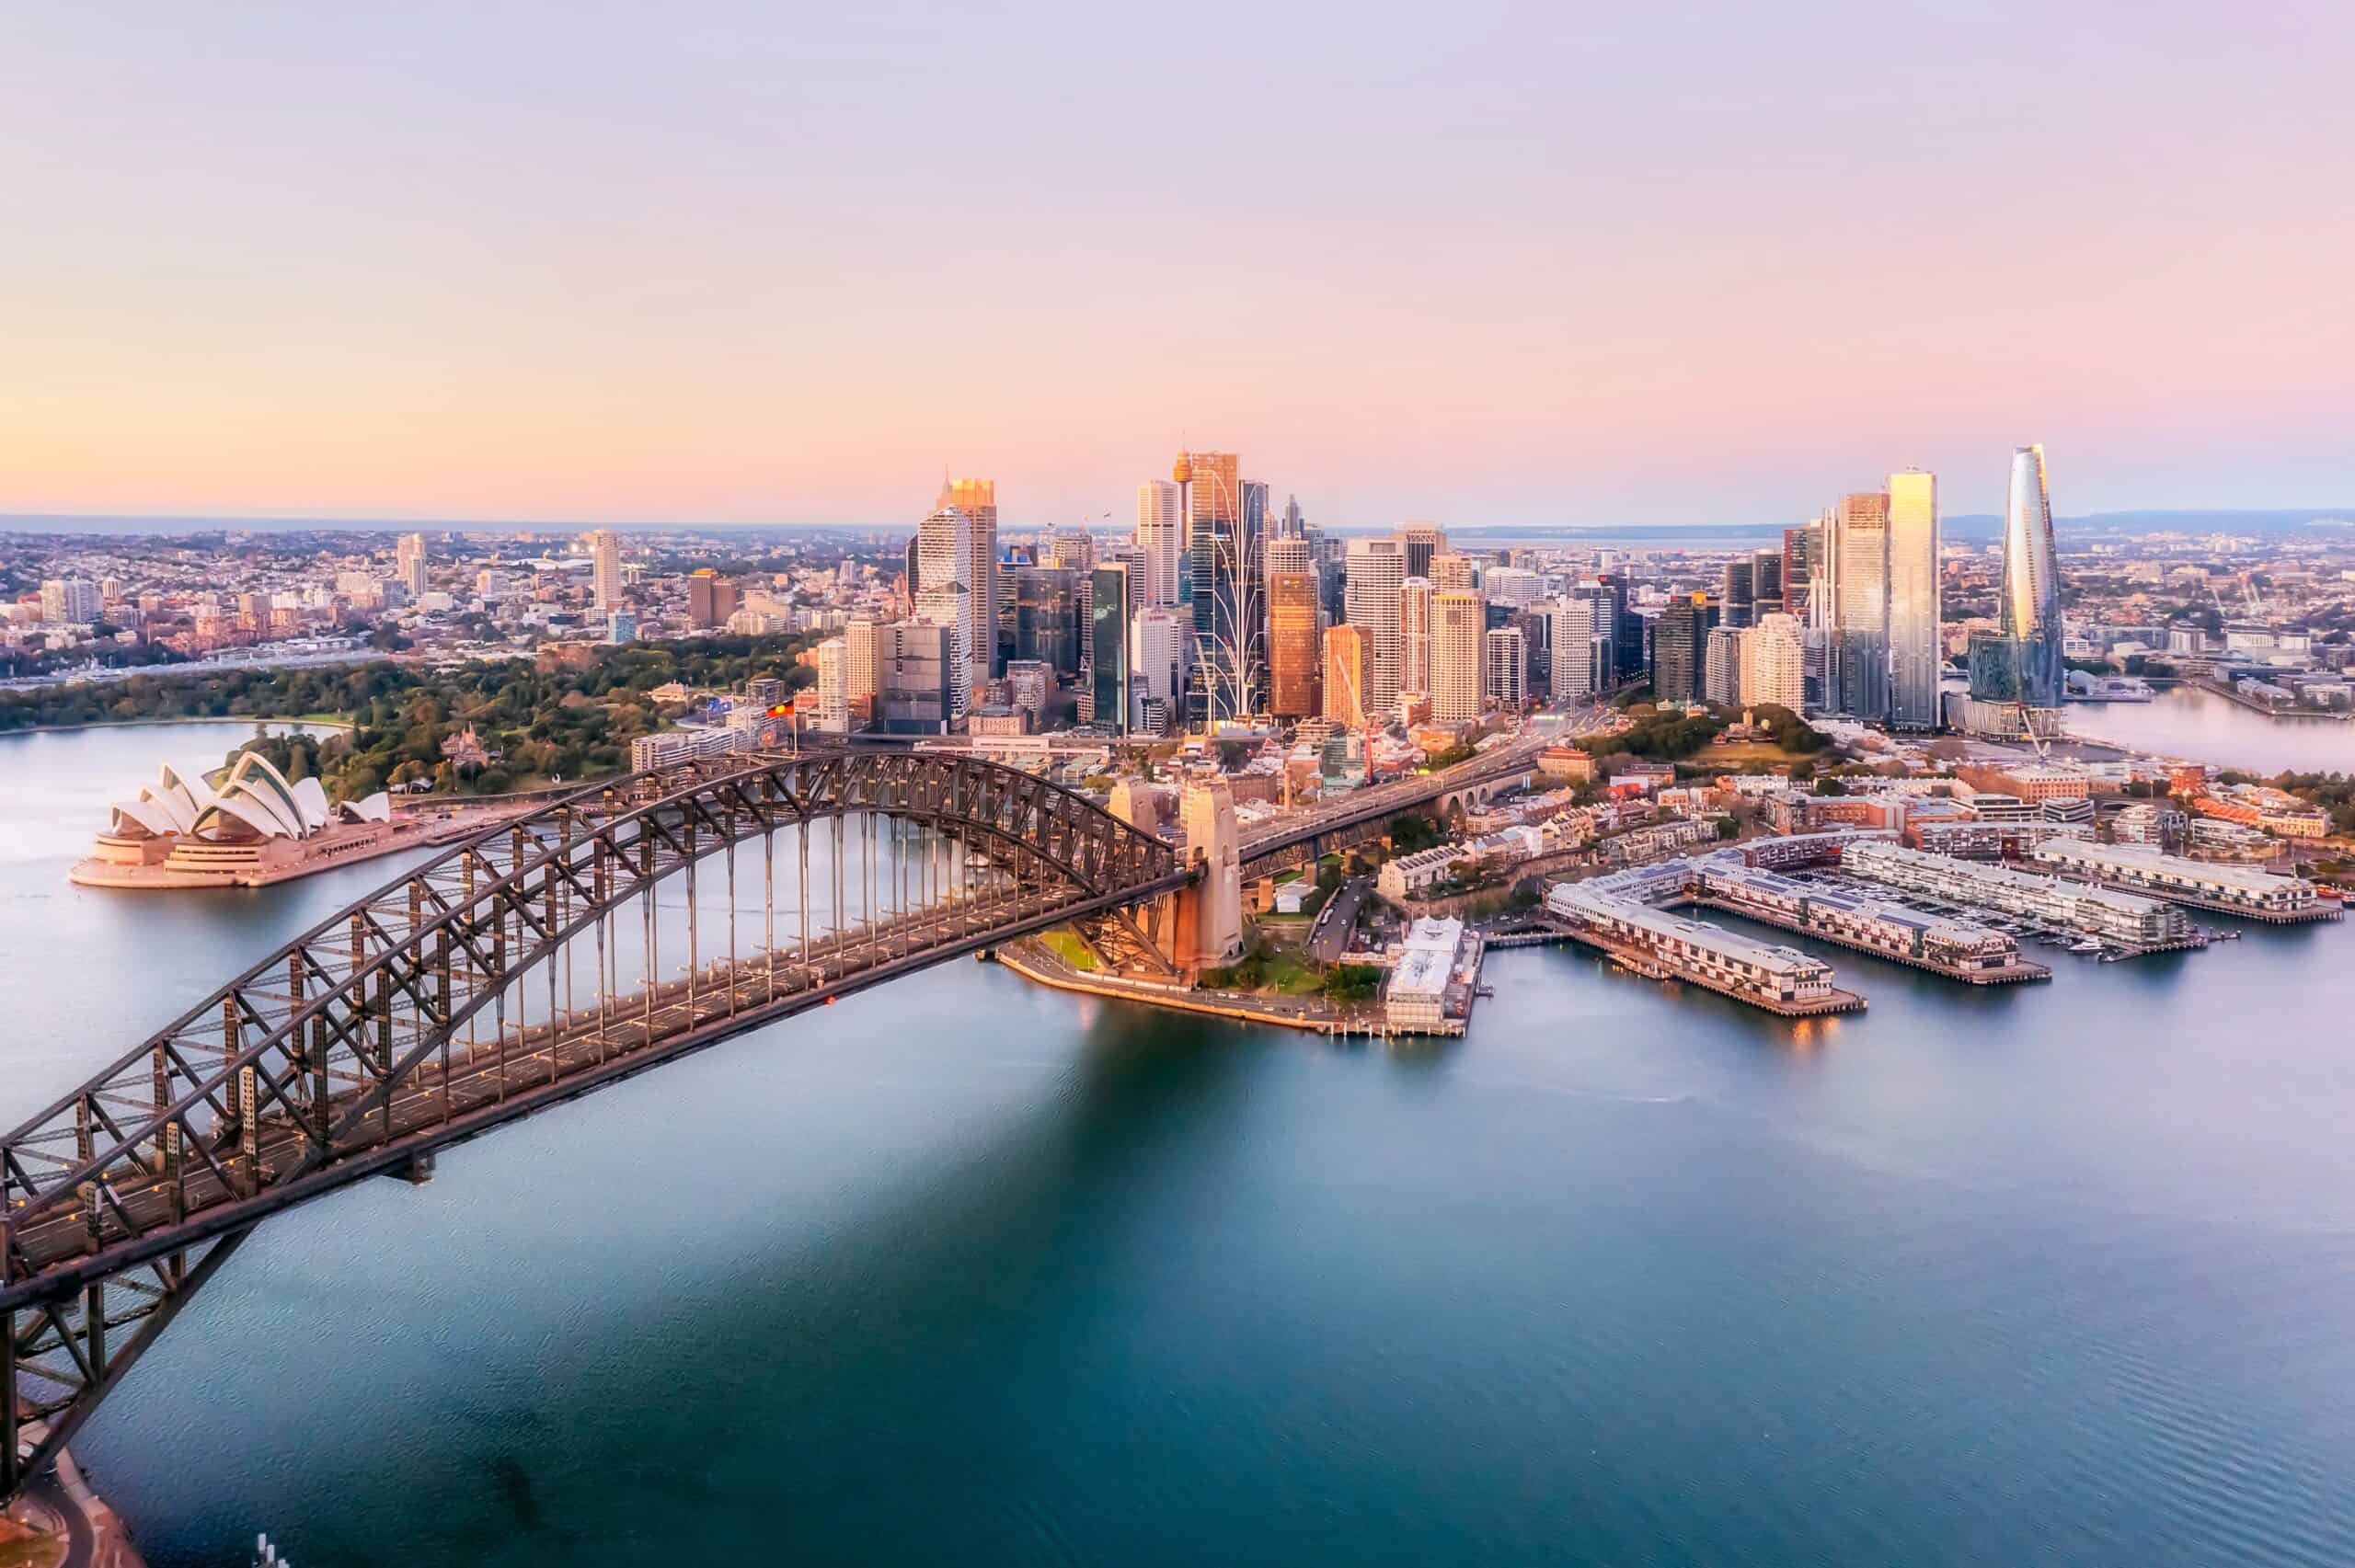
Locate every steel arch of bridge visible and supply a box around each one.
[2,748,1188,1496]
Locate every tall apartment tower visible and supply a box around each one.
[1651,593,1709,704]
[1482,625,1527,711]
[1266,537,1320,720]
[916,505,983,720]
[2002,444,2065,710]
[1323,624,1369,729]
[1400,577,1435,699]
[844,617,882,705]
[1342,537,1407,720]
[1134,480,1183,608]
[1547,596,1610,700]
[937,478,999,680]
[1886,469,1941,728]
[1430,589,1486,726]
[1743,612,1808,710]
[1832,489,1891,720]
[396,532,428,600]
[585,530,623,612]
[1429,552,1476,592]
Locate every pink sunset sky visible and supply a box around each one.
[3,1,2349,530]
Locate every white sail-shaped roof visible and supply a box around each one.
[335,793,394,823]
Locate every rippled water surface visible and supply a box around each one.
[8,723,2355,1565]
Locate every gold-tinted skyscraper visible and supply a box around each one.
[1323,624,1369,729]
[1266,537,1319,719]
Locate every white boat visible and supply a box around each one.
[2068,938,2104,954]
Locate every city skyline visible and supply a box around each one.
[4,6,2349,529]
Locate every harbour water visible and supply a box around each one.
[2071,684,2355,774]
[8,724,2355,1565]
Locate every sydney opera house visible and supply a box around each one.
[73,750,421,889]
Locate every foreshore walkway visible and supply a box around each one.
[993,941,1399,1037]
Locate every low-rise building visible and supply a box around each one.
[1842,840,2192,947]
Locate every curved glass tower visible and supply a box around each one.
[2001,444,2064,709]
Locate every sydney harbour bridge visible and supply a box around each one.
[2,742,1535,1498]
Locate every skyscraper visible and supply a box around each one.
[1323,624,1369,729]
[1547,596,1611,700]
[1400,577,1435,698]
[2001,444,2064,710]
[1179,451,1260,722]
[1266,538,1320,720]
[917,505,983,719]
[1886,469,1941,728]
[1400,522,1447,580]
[1278,495,1305,539]
[1429,552,1476,591]
[938,478,999,679]
[1482,626,1527,711]
[1087,563,1131,735]
[585,530,623,612]
[1651,594,1709,704]
[1430,589,1486,725]
[396,532,428,600]
[1781,526,1811,623]
[1832,489,1891,720]
[1742,612,1807,710]
[1704,626,1743,705]
[1752,549,1783,617]
[1343,537,1407,719]
[1134,480,1183,608]
[1721,559,1754,629]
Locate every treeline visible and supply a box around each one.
[6,635,819,800]
[1588,703,1824,764]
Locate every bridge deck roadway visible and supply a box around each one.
[5,870,1189,1310]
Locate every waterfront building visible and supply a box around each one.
[1323,624,1370,729]
[1887,469,1941,729]
[1742,612,1807,709]
[2001,444,2065,710]
[1483,625,1527,711]
[1384,917,1472,1032]
[1841,841,2192,947]
[2028,840,2327,918]
[1343,537,1407,717]
[1135,479,1183,609]
[586,530,623,612]
[1546,877,1839,1006]
[1832,488,1891,720]
[1431,590,1486,725]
